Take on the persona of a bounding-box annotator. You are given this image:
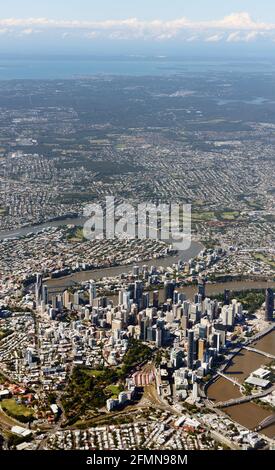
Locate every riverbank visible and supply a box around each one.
[0,214,82,241]
[207,330,275,439]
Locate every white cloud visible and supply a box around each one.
[186,35,199,42]
[205,34,223,43]
[21,28,34,35]
[226,30,263,43]
[244,31,259,42]
[0,13,273,42]
[226,32,241,43]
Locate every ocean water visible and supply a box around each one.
[0,57,274,80]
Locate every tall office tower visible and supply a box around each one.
[175,305,183,321]
[231,299,243,319]
[206,299,216,321]
[149,308,157,323]
[134,280,143,307]
[170,348,184,369]
[182,301,190,316]
[140,317,149,340]
[63,290,71,309]
[192,381,199,401]
[212,332,221,352]
[173,291,179,304]
[51,295,57,310]
[194,293,203,305]
[73,291,80,306]
[118,290,124,305]
[155,327,162,347]
[132,265,139,277]
[142,265,149,280]
[42,285,48,305]
[142,292,150,309]
[153,290,159,309]
[224,289,230,306]
[198,279,206,300]
[56,294,63,312]
[122,290,131,310]
[265,288,274,322]
[35,273,43,305]
[150,265,157,275]
[221,305,235,327]
[89,280,97,304]
[146,326,156,341]
[190,304,201,323]
[127,283,135,300]
[181,311,189,336]
[198,338,207,362]
[164,280,175,301]
[199,324,207,339]
[187,329,195,370]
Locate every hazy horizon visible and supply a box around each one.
[1,1,275,56]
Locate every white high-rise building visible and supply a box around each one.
[89,280,97,305]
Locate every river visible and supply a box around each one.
[0,216,83,241]
[47,269,275,304]
[45,240,204,290]
[207,330,275,439]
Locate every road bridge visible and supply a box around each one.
[243,346,275,360]
[255,415,275,431]
[213,385,275,409]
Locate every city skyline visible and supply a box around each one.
[0,0,274,458]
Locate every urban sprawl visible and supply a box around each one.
[0,74,275,451]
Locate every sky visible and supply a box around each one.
[0,1,275,56]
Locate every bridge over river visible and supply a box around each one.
[212,385,275,409]
[243,346,275,360]
[216,371,242,388]
[255,414,275,431]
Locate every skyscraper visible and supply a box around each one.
[42,285,48,305]
[265,288,274,322]
[187,330,194,370]
[122,290,131,310]
[35,273,43,306]
[142,292,150,309]
[198,280,206,300]
[164,280,175,301]
[224,289,230,306]
[132,265,139,277]
[181,311,189,336]
[153,290,159,309]
[198,338,206,362]
[134,280,143,308]
[89,280,97,305]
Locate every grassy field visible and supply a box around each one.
[84,369,105,378]
[2,399,34,422]
[192,210,240,222]
[192,211,215,221]
[67,226,85,242]
[253,253,275,269]
[219,211,240,220]
[105,385,121,398]
[0,329,13,341]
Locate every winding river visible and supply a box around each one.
[207,330,275,439]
